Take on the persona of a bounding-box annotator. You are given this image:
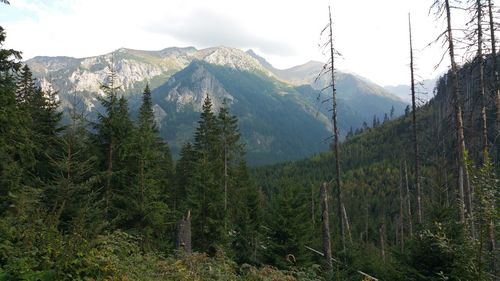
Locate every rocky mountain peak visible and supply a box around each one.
[197,46,272,75]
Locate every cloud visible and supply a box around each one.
[146,8,296,56]
[2,0,464,85]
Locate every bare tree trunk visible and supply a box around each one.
[487,0,498,274]
[320,182,333,271]
[458,163,466,222]
[379,223,386,263]
[312,184,315,230]
[342,203,353,243]
[409,14,422,224]
[477,0,488,163]
[365,203,369,243]
[488,0,500,132]
[176,211,192,254]
[404,161,413,238]
[328,5,346,256]
[489,220,497,276]
[444,0,470,223]
[399,163,405,252]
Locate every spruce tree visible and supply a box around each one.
[46,107,99,231]
[93,62,133,223]
[15,65,62,184]
[15,64,37,103]
[188,95,225,253]
[0,26,31,215]
[119,85,172,250]
[231,160,263,265]
[174,142,196,214]
[265,181,312,268]
[217,100,242,214]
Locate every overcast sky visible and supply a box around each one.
[1,0,473,86]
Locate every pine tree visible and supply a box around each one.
[265,181,312,268]
[174,142,196,214]
[194,95,220,161]
[217,100,242,213]
[0,26,31,215]
[93,61,133,223]
[16,64,37,103]
[188,95,225,252]
[119,85,172,250]
[231,160,263,265]
[46,106,99,230]
[15,65,62,185]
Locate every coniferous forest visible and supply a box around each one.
[0,0,500,280]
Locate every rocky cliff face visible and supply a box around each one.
[28,46,271,111]
[162,62,234,113]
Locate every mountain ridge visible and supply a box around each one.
[26,45,408,164]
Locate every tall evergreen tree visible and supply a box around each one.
[265,181,312,268]
[217,100,242,213]
[15,64,37,103]
[231,160,263,265]
[0,26,31,215]
[46,107,99,231]
[93,61,133,223]
[15,64,62,185]
[188,95,225,252]
[120,85,172,250]
[174,142,196,214]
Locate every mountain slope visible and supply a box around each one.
[252,53,500,278]
[246,50,408,122]
[384,77,438,103]
[152,60,332,164]
[27,46,409,164]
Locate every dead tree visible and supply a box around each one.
[488,0,500,132]
[465,0,489,163]
[317,5,345,256]
[432,0,471,223]
[341,203,353,243]
[409,13,423,224]
[312,184,316,230]
[476,0,489,163]
[379,223,386,263]
[404,161,413,238]
[176,211,192,254]
[486,0,498,273]
[320,182,333,271]
[327,5,346,256]
[304,246,380,281]
[399,163,405,251]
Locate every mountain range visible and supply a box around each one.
[384,77,438,104]
[26,46,408,165]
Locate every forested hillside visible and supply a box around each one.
[253,52,500,281]
[0,26,327,280]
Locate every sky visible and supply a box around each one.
[0,0,472,86]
